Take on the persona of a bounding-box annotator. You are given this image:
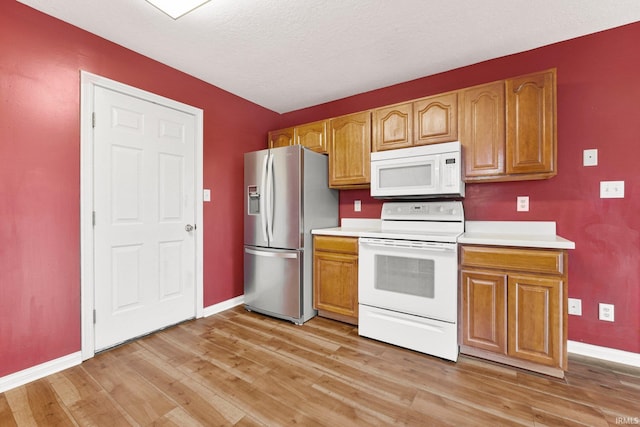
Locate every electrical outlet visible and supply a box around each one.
[517,196,529,212]
[568,298,582,316]
[598,303,615,322]
[583,149,598,166]
[354,200,361,212]
[600,181,625,198]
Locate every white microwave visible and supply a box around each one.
[370,141,464,199]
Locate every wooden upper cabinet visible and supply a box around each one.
[506,69,556,177]
[268,127,294,149]
[460,81,506,179]
[372,102,413,151]
[328,111,371,189]
[414,92,458,145]
[294,120,328,154]
[372,92,458,152]
[461,69,557,183]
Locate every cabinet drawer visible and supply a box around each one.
[460,245,565,275]
[314,236,358,254]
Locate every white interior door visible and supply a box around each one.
[93,86,196,351]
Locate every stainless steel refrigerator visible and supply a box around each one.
[244,145,338,324]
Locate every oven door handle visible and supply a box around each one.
[359,238,455,251]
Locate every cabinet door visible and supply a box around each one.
[372,102,412,152]
[506,70,556,176]
[328,111,371,188]
[414,92,458,145]
[460,270,507,354]
[508,274,562,367]
[268,127,294,149]
[295,120,328,154]
[313,250,358,322]
[460,81,505,180]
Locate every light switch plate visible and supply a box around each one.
[600,181,624,198]
[583,149,598,166]
[354,200,361,212]
[203,189,211,202]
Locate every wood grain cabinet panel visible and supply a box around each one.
[313,236,358,325]
[460,270,507,354]
[328,111,371,189]
[372,92,458,152]
[506,70,556,176]
[460,69,557,183]
[460,244,568,378]
[372,102,413,151]
[414,92,458,145]
[295,120,328,154]
[460,245,565,275]
[268,127,294,149]
[460,81,506,179]
[508,274,562,367]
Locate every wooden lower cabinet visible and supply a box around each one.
[313,235,358,325]
[459,245,568,378]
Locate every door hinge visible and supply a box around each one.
[92,112,96,128]
[92,211,96,226]
[93,309,96,324]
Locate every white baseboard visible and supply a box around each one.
[568,340,640,368]
[0,352,82,394]
[202,295,244,318]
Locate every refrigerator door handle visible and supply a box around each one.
[265,152,275,242]
[244,248,298,259]
[260,154,269,243]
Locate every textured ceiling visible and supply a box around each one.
[16,0,640,113]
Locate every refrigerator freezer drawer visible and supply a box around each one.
[244,246,303,323]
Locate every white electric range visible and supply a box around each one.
[357,201,464,362]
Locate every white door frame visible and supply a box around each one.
[80,71,204,360]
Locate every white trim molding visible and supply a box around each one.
[0,352,82,394]
[568,340,640,368]
[203,295,245,318]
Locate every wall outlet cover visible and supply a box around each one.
[568,298,582,316]
[583,149,598,166]
[517,196,529,212]
[598,303,615,322]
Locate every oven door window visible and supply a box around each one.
[375,254,435,298]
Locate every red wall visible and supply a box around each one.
[281,23,640,354]
[0,3,278,377]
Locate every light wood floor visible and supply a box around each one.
[2,306,639,426]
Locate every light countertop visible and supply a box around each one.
[458,221,575,250]
[311,218,381,237]
[313,219,576,250]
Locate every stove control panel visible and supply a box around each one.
[381,201,464,222]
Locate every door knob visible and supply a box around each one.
[185,224,195,232]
